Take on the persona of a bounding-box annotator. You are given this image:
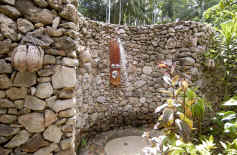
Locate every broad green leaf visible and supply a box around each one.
[223,97,237,106]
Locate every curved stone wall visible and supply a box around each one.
[0,0,216,154]
[76,17,214,137]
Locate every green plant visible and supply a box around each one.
[167,135,216,155]
[211,96,237,138]
[204,1,237,99]
[220,138,237,155]
[155,61,209,141]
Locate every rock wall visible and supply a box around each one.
[76,17,214,137]
[0,0,79,154]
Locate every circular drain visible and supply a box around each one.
[104,136,149,155]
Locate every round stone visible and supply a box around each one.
[105,136,149,155]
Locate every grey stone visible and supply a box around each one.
[6,87,27,100]
[0,13,17,41]
[0,99,15,108]
[60,138,72,150]
[48,98,76,112]
[35,83,53,99]
[0,0,15,5]
[135,80,146,88]
[13,72,37,87]
[18,113,45,133]
[23,28,54,47]
[38,68,54,77]
[181,57,195,66]
[33,0,48,8]
[38,77,51,83]
[59,22,78,31]
[0,74,11,89]
[44,109,57,127]
[0,136,8,144]
[59,109,75,118]
[59,4,78,24]
[22,134,49,153]
[45,27,64,37]
[0,59,12,73]
[47,0,63,10]
[43,55,56,65]
[143,66,153,75]
[0,39,13,54]
[166,38,177,49]
[52,66,76,89]
[55,149,75,155]
[25,95,46,111]
[52,16,60,29]
[58,88,74,99]
[4,130,30,148]
[0,109,7,114]
[46,48,66,56]
[0,5,21,18]
[34,143,58,155]
[0,91,6,98]
[16,0,55,25]
[0,146,11,155]
[14,100,24,109]
[0,124,19,136]
[97,96,106,103]
[17,18,34,33]
[53,36,76,50]
[43,125,62,143]
[0,114,17,123]
[62,57,79,67]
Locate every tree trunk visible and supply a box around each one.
[119,0,122,24]
[108,0,111,23]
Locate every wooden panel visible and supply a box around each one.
[109,39,121,86]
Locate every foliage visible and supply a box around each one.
[78,0,219,25]
[167,135,216,155]
[143,133,216,155]
[204,0,237,27]
[204,1,237,98]
[220,139,237,155]
[211,96,237,138]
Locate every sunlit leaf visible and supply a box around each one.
[178,112,193,129]
[172,75,180,86]
[155,104,168,113]
[162,108,174,127]
[163,74,172,85]
[181,80,189,91]
[223,97,237,106]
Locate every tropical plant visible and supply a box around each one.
[154,60,209,143]
[211,96,237,139]
[220,138,237,155]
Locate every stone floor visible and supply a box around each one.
[78,126,163,155]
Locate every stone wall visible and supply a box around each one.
[0,0,79,154]
[76,17,214,137]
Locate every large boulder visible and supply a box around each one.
[0,13,17,41]
[16,0,55,25]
